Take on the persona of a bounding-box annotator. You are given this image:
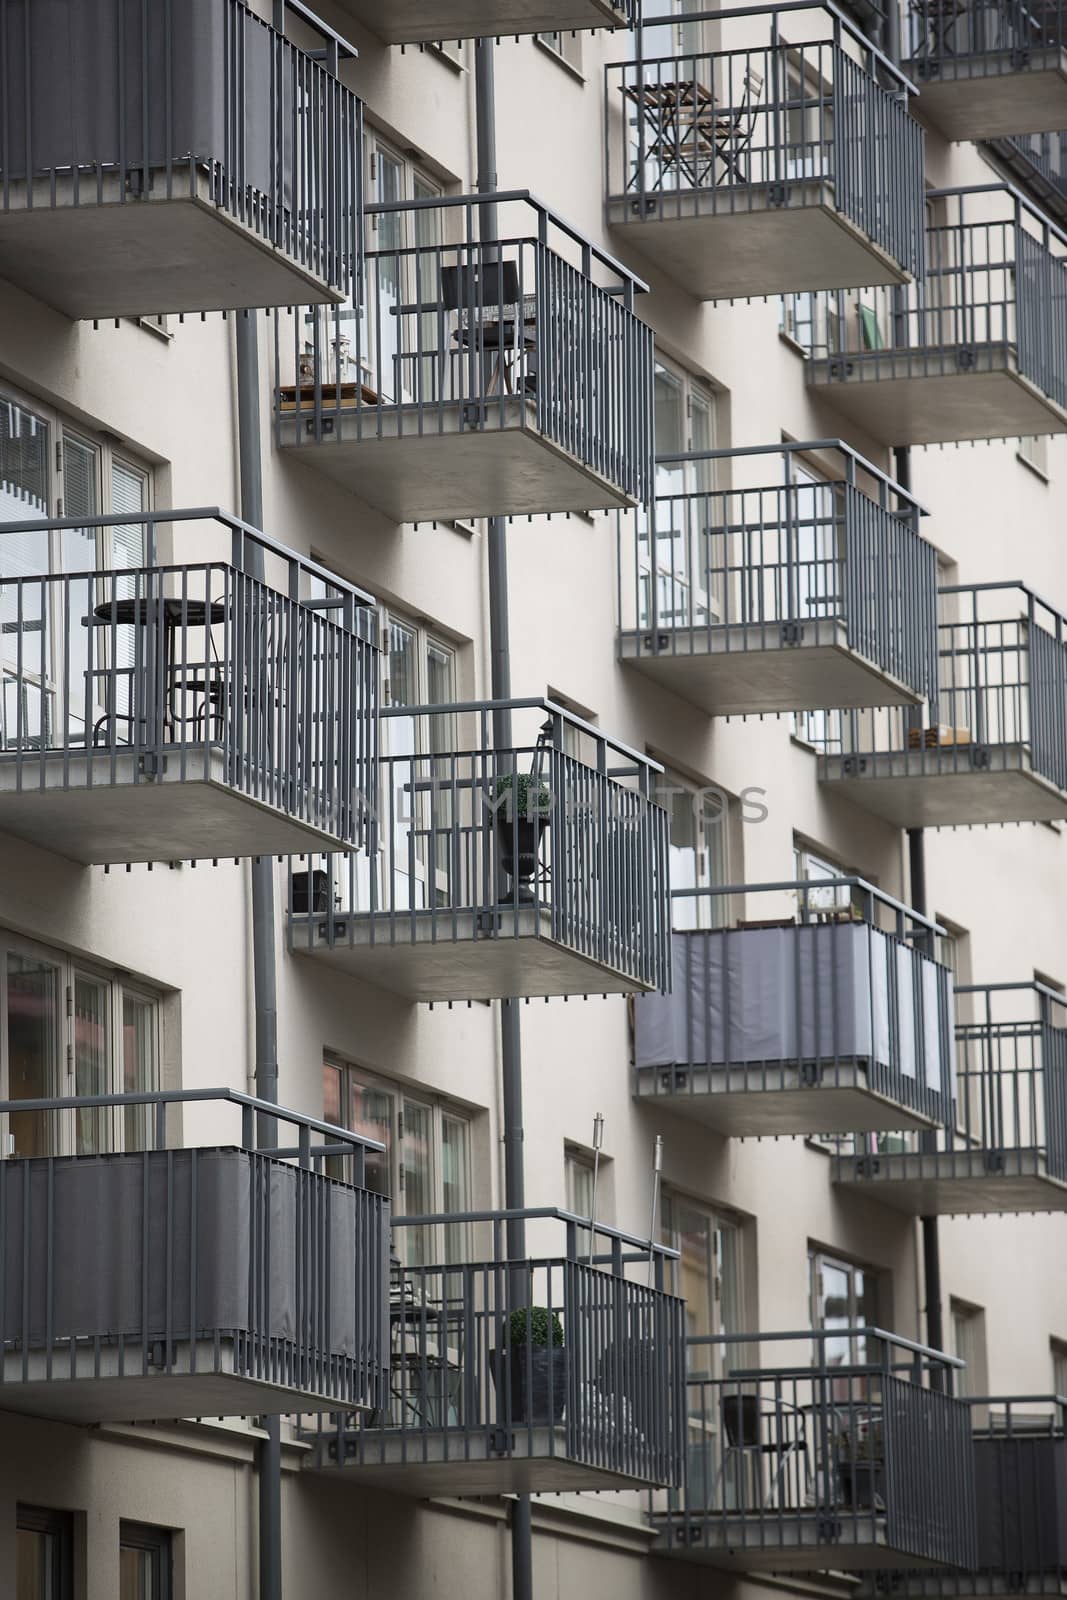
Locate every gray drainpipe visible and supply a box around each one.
[475,37,533,1600]
[235,306,283,1600]
[894,443,944,1371]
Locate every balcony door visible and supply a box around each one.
[664,765,727,930]
[359,142,441,407]
[639,364,716,636]
[382,616,456,915]
[629,1,717,194]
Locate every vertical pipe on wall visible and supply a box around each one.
[899,434,945,1368]
[235,306,283,1600]
[476,35,532,1600]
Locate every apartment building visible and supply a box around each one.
[1,0,1067,1595]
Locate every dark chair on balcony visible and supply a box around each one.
[720,1392,810,1510]
[440,261,537,398]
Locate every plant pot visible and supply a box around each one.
[291,869,329,915]
[838,1459,885,1510]
[492,1344,566,1426]
[495,814,547,903]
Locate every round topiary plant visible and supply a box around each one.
[495,772,551,821]
[507,1306,564,1348]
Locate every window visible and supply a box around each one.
[951,1300,987,1398]
[536,30,582,72]
[935,917,970,982]
[1018,435,1049,479]
[1,931,160,1158]
[809,1247,882,1366]
[639,362,717,635]
[383,612,457,912]
[660,765,730,929]
[16,1506,73,1600]
[323,1060,472,1267]
[359,138,442,402]
[793,840,857,916]
[1052,1339,1067,1398]
[119,1523,172,1600]
[662,1193,745,1368]
[565,1143,609,1257]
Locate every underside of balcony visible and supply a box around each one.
[0,1356,346,1427]
[817,746,1067,827]
[607,184,911,301]
[290,910,651,1001]
[0,751,350,866]
[832,1149,1067,1215]
[651,1512,939,1572]
[619,620,923,716]
[309,1428,653,1495]
[634,1062,941,1137]
[910,53,1067,140]
[336,0,628,44]
[276,400,633,522]
[807,348,1067,445]
[0,175,342,320]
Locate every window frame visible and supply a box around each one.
[323,1057,473,1265]
[119,1521,173,1600]
[16,1504,74,1600]
[808,1244,883,1366]
[949,1297,987,1399]
[0,927,162,1159]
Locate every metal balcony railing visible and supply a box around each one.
[656,1328,976,1572]
[870,1395,1067,1596]
[907,0,1067,80]
[0,1088,390,1423]
[306,1207,686,1494]
[991,131,1067,226]
[840,983,1067,1177]
[0,509,378,864]
[288,698,671,1000]
[606,2,924,295]
[798,186,1067,441]
[275,192,654,521]
[0,0,362,316]
[817,583,1067,823]
[633,879,955,1136]
[618,442,938,714]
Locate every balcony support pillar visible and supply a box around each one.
[236,306,283,1600]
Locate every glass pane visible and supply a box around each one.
[59,437,99,747]
[109,461,147,569]
[717,1221,743,1338]
[16,1529,50,1600]
[122,994,157,1153]
[674,1203,715,1353]
[74,974,109,1155]
[401,1099,433,1266]
[119,1547,153,1600]
[441,1112,469,1265]
[374,152,404,402]
[349,1078,393,1198]
[7,953,60,1157]
[0,400,50,712]
[815,1258,853,1369]
[653,367,685,496]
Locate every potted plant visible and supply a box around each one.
[492,1306,566,1426]
[494,772,550,903]
[837,1414,885,1510]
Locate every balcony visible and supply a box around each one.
[0,509,378,865]
[905,0,1067,139]
[335,0,634,46]
[818,584,1067,828]
[633,879,955,1138]
[605,4,924,301]
[618,442,938,717]
[990,131,1067,228]
[0,1088,389,1425]
[304,1208,685,1496]
[834,983,1067,1215]
[653,1328,976,1573]
[804,186,1067,444]
[288,698,671,1002]
[869,1396,1067,1598]
[0,0,361,319]
[275,192,653,522]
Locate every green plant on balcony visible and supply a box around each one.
[493,1305,566,1427]
[494,772,551,902]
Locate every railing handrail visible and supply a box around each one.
[925,181,1067,252]
[374,696,664,776]
[957,979,1067,1008]
[277,0,359,60]
[625,0,916,94]
[939,579,1067,637]
[669,876,944,937]
[683,1324,965,1366]
[363,189,648,293]
[0,1086,386,1155]
[653,439,927,516]
[965,1392,1067,1406]
[390,1204,681,1260]
[0,506,377,609]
